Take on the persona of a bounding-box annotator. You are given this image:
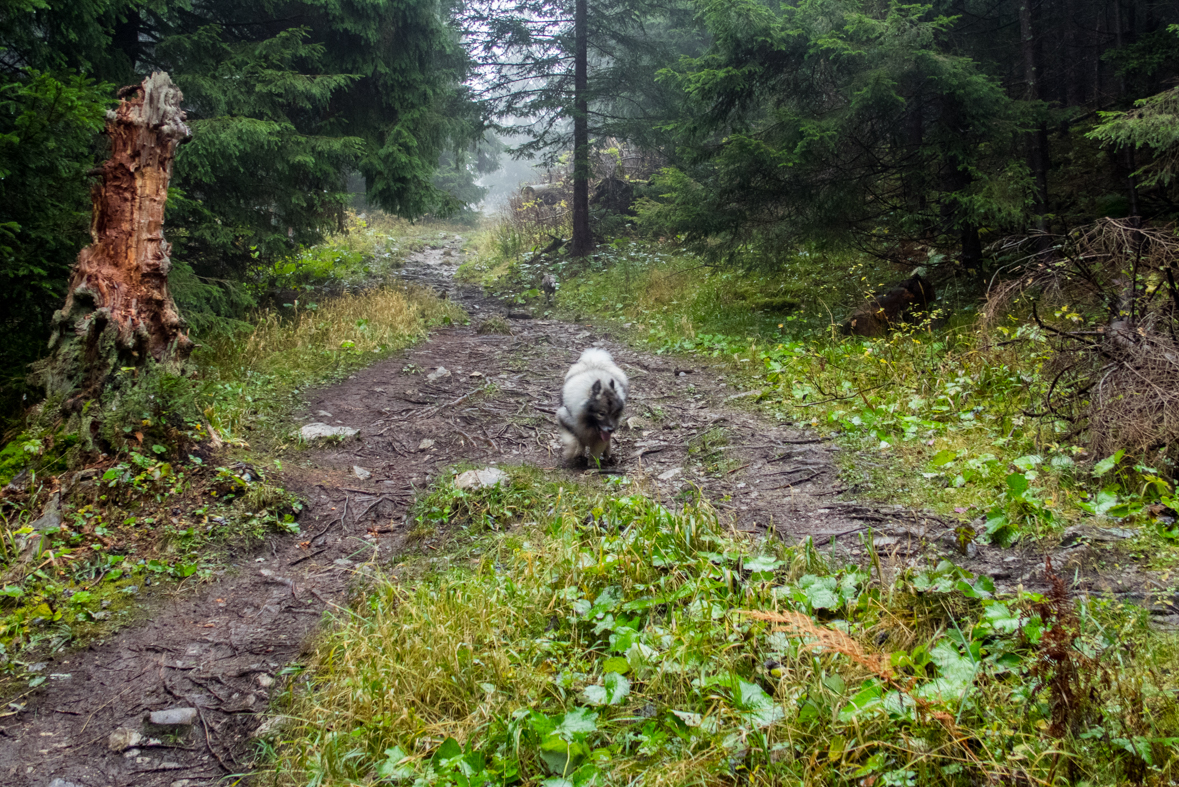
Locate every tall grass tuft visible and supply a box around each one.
[196,285,464,440]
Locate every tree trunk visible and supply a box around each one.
[39,72,193,413]
[1018,0,1051,237]
[570,0,593,257]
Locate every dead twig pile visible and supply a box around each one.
[987,219,1179,462]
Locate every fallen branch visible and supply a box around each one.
[196,705,233,774]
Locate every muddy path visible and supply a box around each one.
[0,239,1165,787]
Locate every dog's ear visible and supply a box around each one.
[591,379,602,397]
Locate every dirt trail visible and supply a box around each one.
[0,239,1156,787]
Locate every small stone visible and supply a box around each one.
[626,416,653,430]
[469,371,484,378]
[418,438,436,451]
[257,673,275,688]
[48,780,84,787]
[251,715,287,739]
[299,423,359,442]
[146,707,199,729]
[1061,525,1136,547]
[454,468,509,490]
[315,410,333,418]
[658,468,682,481]
[1100,527,1136,540]
[109,727,142,752]
[352,465,372,481]
[426,366,451,381]
[4,468,29,493]
[16,532,46,562]
[31,491,63,533]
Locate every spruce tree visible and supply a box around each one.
[466,0,692,255]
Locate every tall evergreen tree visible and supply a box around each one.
[643,1,1031,271]
[465,0,697,254]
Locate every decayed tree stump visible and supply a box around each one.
[39,72,192,412]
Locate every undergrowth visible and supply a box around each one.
[0,217,467,679]
[269,469,1179,785]
[0,454,299,680]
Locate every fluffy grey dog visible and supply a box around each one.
[557,348,628,462]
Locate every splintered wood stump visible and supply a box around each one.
[41,72,192,410]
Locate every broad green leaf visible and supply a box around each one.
[983,601,1020,634]
[930,449,957,467]
[1012,454,1042,471]
[627,642,658,677]
[555,707,598,738]
[538,737,589,776]
[1112,736,1153,765]
[581,685,608,706]
[590,586,623,614]
[1093,450,1125,477]
[984,512,1018,547]
[376,746,414,780]
[732,679,785,727]
[838,681,883,722]
[434,737,463,762]
[602,672,631,704]
[919,640,977,701]
[602,656,630,674]
[744,555,782,573]
[801,575,840,609]
[1005,472,1029,498]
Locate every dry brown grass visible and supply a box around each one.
[198,285,464,436]
[739,609,894,679]
[985,219,1179,460]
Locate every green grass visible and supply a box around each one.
[197,285,465,444]
[256,212,442,294]
[268,468,1179,786]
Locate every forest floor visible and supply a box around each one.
[1,240,1172,787]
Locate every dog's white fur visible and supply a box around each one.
[557,348,629,461]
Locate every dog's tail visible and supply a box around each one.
[577,348,616,368]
